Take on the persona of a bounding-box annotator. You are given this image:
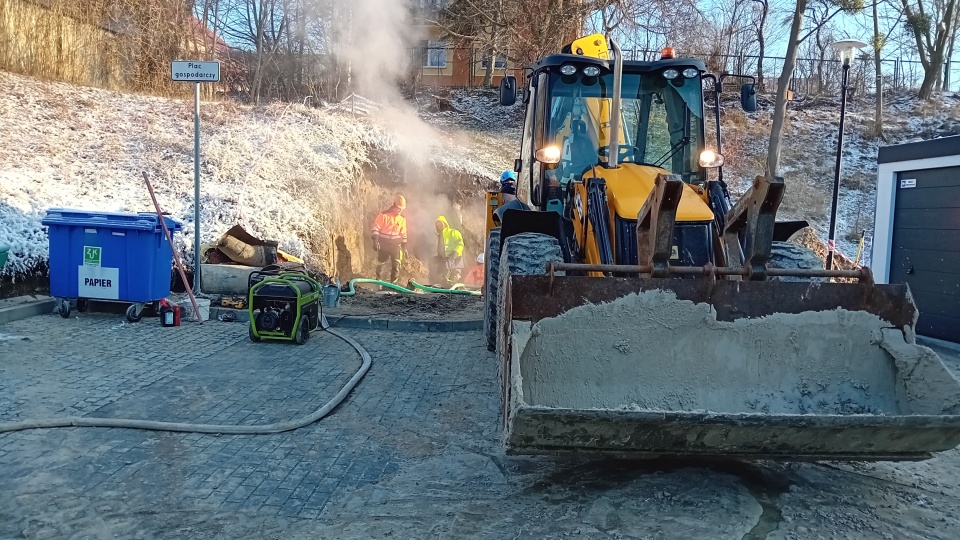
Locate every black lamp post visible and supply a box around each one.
[826,39,867,270]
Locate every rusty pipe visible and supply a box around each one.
[547,261,869,281]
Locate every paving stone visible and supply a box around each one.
[5,312,960,538]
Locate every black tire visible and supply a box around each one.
[483,227,502,352]
[768,241,826,282]
[57,299,71,319]
[76,299,88,313]
[248,324,261,342]
[495,234,564,417]
[125,304,143,323]
[294,317,309,345]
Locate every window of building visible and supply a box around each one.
[422,40,448,68]
[480,53,508,69]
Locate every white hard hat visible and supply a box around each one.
[477,252,485,264]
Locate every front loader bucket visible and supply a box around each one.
[500,275,960,461]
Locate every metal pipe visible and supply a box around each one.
[548,261,866,280]
[606,39,623,169]
[194,82,202,293]
[827,62,850,271]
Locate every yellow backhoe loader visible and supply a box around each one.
[483,34,960,461]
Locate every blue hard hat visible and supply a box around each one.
[500,170,517,183]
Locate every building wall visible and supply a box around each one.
[416,45,523,88]
[0,0,126,89]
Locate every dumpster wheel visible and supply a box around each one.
[125,303,145,323]
[57,299,71,319]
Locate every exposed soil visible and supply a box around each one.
[327,288,482,321]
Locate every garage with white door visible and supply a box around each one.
[873,136,960,343]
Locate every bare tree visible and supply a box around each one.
[872,0,886,137]
[426,0,516,87]
[767,1,808,177]
[766,0,864,177]
[900,0,960,98]
[218,0,292,102]
[947,12,959,89]
[753,0,771,91]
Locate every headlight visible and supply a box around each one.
[682,67,699,78]
[559,64,577,76]
[535,146,562,164]
[583,66,601,77]
[698,149,724,168]
[663,68,679,80]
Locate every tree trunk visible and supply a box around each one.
[756,0,768,92]
[872,0,884,138]
[483,49,495,87]
[766,0,807,177]
[918,62,940,99]
[901,0,958,100]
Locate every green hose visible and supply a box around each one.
[340,278,480,297]
[409,280,480,296]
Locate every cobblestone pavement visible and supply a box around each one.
[2,313,960,539]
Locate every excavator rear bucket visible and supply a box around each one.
[500,275,960,460]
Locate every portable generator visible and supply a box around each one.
[247,271,322,344]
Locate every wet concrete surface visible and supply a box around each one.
[1,312,959,539]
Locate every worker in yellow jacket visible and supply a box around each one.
[434,215,464,287]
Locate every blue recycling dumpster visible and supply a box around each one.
[41,209,183,322]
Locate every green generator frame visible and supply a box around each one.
[247,272,322,344]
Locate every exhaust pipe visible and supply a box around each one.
[606,39,623,169]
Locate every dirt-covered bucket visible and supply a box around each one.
[500,276,960,461]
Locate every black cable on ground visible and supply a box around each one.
[0,316,371,435]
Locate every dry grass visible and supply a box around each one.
[913,100,942,116]
[781,179,830,221]
[0,0,193,96]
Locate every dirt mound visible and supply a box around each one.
[330,289,482,321]
[794,228,859,270]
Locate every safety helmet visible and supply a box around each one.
[477,252,485,264]
[394,194,407,209]
[500,170,517,183]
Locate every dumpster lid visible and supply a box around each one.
[41,209,183,232]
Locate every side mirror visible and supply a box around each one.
[499,76,517,106]
[740,83,757,112]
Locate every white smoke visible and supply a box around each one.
[326,0,487,264]
[333,0,416,103]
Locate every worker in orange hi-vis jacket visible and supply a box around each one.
[371,195,408,284]
[464,253,484,287]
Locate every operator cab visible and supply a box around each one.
[495,35,760,270]
[502,49,710,213]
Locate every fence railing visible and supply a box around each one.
[411,47,958,96]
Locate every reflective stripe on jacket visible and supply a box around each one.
[372,209,407,242]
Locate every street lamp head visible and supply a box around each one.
[831,39,868,67]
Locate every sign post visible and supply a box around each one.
[171,60,220,293]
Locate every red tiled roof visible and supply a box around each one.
[188,16,231,56]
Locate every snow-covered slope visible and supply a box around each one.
[2,67,956,280]
[0,72,508,278]
[713,91,960,264]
